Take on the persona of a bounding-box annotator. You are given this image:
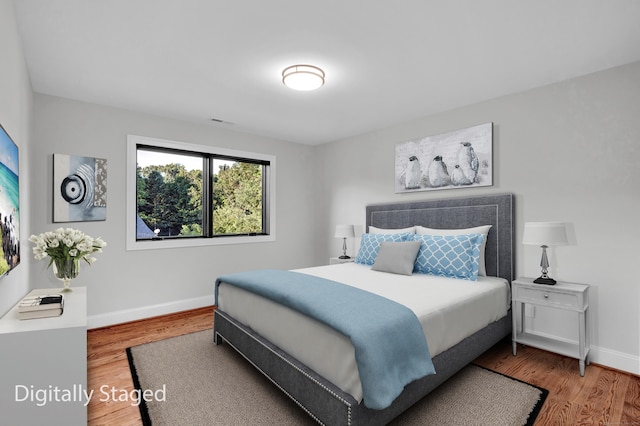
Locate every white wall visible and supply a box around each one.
[315,61,640,374]
[0,0,33,316]
[30,94,321,327]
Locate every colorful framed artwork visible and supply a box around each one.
[0,123,20,278]
[395,123,493,193]
[53,153,107,222]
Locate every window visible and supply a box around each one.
[127,135,275,250]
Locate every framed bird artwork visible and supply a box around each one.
[394,123,493,193]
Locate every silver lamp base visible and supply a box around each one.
[533,275,557,285]
[534,245,556,285]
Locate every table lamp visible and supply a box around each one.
[522,222,568,285]
[334,225,355,259]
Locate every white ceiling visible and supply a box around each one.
[12,0,640,145]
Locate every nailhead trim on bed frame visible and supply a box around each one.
[214,310,354,425]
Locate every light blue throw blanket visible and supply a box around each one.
[214,269,435,410]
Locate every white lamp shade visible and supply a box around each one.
[334,225,355,238]
[522,222,568,246]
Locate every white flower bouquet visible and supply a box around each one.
[29,228,107,289]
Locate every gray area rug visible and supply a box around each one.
[127,330,547,426]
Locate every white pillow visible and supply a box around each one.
[369,226,416,234]
[415,225,492,276]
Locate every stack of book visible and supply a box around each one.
[17,294,64,320]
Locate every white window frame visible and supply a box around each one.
[126,134,276,251]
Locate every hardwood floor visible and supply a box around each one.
[87,306,214,425]
[475,343,640,426]
[87,307,640,425]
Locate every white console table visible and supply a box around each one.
[0,287,87,425]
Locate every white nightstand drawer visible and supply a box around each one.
[518,287,579,308]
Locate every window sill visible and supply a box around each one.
[126,234,275,251]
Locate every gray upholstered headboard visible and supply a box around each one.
[366,193,514,282]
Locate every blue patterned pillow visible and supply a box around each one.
[355,233,411,265]
[412,234,485,280]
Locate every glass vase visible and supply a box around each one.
[52,258,79,291]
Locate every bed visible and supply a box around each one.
[213,193,514,425]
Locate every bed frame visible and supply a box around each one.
[214,193,514,425]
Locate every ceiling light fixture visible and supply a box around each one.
[282,64,325,91]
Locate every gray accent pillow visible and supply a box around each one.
[371,241,422,275]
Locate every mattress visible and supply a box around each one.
[216,262,510,403]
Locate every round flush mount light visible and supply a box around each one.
[282,64,325,91]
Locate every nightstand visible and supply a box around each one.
[329,257,354,265]
[512,277,590,376]
[0,287,87,424]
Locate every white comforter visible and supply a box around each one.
[216,262,510,402]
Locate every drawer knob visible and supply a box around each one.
[544,294,549,298]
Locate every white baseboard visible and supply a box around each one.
[522,329,639,376]
[87,295,213,329]
[590,345,640,376]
